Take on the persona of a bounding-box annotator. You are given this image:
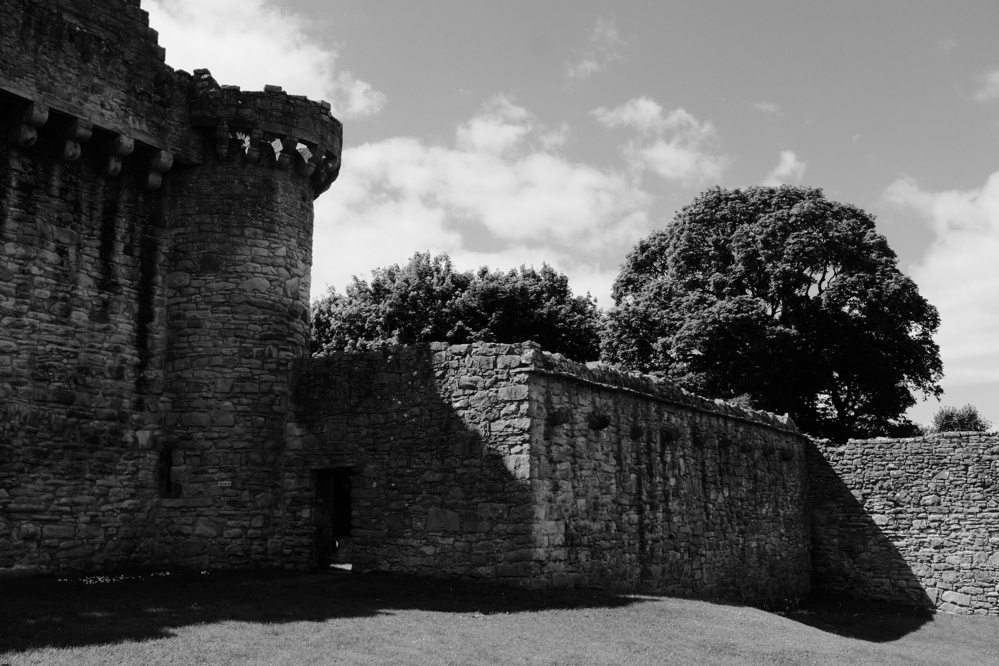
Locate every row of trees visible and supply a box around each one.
[312,185,957,441]
[312,255,601,362]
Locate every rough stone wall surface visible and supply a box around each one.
[0,121,168,572]
[287,343,540,582]
[152,159,317,569]
[291,343,811,604]
[809,434,999,615]
[0,0,341,574]
[0,0,178,572]
[525,351,811,602]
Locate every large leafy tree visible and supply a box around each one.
[312,252,601,362]
[602,185,943,440]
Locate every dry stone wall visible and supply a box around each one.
[290,343,812,605]
[809,434,999,615]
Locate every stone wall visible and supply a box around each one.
[0,0,179,571]
[0,0,341,574]
[809,434,999,615]
[290,343,812,605]
[286,344,541,581]
[529,352,811,602]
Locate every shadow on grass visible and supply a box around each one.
[0,569,645,653]
[805,440,935,642]
[2,568,950,655]
[781,595,936,643]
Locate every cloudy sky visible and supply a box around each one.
[145,0,999,427]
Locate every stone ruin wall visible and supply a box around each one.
[291,343,812,605]
[0,0,341,573]
[528,352,810,602]
[287,344,541,579]
[809,434,999,615]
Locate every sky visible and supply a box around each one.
[144,0,999,428]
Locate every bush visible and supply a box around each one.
[931,404,992,432]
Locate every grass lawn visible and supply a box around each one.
[1,569,997,665]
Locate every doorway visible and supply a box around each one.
[314,467,353,569]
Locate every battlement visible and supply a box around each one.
[1,0,342,195]
[187,70,342,198]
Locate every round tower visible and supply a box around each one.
[157,71,341,567]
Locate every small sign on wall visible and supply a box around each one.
[217,481,232,487]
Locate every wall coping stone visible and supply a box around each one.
[422,341,802,436]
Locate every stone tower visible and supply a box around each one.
[0,0,341,572]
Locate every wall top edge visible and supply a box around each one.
[305,341,801,435]
[813,431,999,448]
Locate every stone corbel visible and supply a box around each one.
[60,118,93,161]
[311,152,340,197]
[103,134,134,177]
[144,150,174,190]
[297,144,320,177]
[276,137,298,170]
[7,102,49,148]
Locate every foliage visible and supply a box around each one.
[602,185,943,441]
[931,404,992,433]
[312,252,601,362]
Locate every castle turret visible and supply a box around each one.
[157,72,342,566]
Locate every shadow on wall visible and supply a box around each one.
[284,346,539,581]
[807,441,933,636]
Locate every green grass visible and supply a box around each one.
[1,569,996,665]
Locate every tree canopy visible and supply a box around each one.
[311,252,601,362]
[601,185,943,440]
[931,405,991,433]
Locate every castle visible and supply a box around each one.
[1,0,997,615]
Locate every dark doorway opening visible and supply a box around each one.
[314,468,353,570]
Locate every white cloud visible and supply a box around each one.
[884,173,999,384]
[593,97,727,185]
[144,0,385,118]
[762,150,807,186]
[973,68,999,102]
[311,99,652,306]
[454,96,533,155]
[750,101,781,115]
[566,17,628,81]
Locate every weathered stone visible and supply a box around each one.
[941,590,972,606]
[810,433,999,615]
[239,277,270,293]
[426,508,461,532]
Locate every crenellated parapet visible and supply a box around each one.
[2,2,341,196]
[188,70,342,198]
